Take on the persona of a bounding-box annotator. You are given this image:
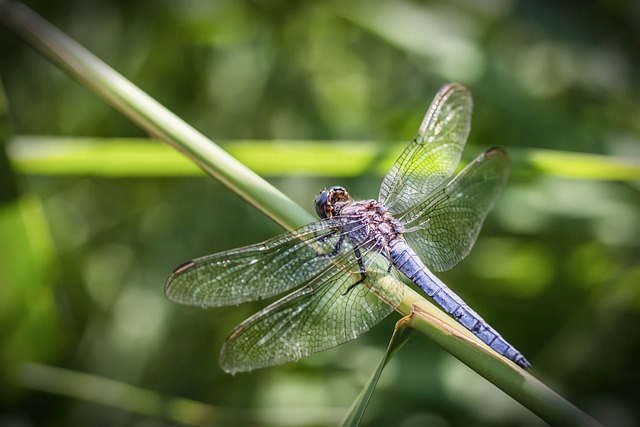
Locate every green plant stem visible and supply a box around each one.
[341,315,414,427]
[7,136,640,180]
[0,2,603,426]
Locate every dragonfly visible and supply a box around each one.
[165,83,531,373]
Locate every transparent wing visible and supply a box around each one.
[219,250,402,373]
[165,219,359,307]
[379,83,472,214]
[398,147,510,272]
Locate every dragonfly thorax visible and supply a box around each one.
[339,199,405,253]
[316,187,404,252]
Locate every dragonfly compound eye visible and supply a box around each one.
[315,186,349,219]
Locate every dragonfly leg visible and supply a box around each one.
[315,225,340,243]
[319,234,345,258]
[343,246,368,295]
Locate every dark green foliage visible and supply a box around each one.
[0,1,639,426]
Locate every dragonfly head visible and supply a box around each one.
[315,186,350,219]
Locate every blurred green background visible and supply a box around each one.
[1,0,639,426]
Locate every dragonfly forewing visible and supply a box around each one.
[165,219,359,307]
[379,83,472,213]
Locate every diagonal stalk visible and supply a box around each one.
[0,2,603,426]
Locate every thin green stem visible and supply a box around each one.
[7,136,640,180]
